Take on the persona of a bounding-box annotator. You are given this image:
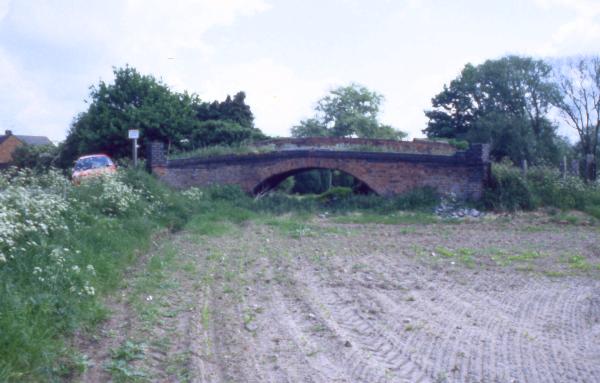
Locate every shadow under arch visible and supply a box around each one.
[252,166,378,196]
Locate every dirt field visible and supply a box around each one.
[78,214,600,383]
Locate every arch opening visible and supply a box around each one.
[252,167,376,196]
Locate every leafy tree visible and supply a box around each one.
[59,67,264,168]
[292,84,407,139]
[553,56,600,180]
[195,91,256,130]
[289,84,406,194]
[424,56,562,164]
[59,66,200,167]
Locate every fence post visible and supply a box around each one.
[521,159,528,177]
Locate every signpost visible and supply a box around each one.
[128,129,140,167]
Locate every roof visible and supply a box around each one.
[0,134,53,146]
[15,135,53,146]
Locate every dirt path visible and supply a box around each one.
[78,216,600,383]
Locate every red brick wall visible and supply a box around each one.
[0,136,23,164]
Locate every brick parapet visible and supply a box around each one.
[259,137,457,155]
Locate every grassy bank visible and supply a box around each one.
[0,168,206,382]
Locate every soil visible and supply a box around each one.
[77,214,600,383]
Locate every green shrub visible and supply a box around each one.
[483,162,600,213]
[483,163,535,211]
[11,144,59,171]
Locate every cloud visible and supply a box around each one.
[0,49,72,141]
[0,0,9,21]
[533,0,600,55]
[8,0,270,62]
[0,0,271,140]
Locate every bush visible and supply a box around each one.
[11,144,59,171]
[483,162,600,213]
[483,164,535,211]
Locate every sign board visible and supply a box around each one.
[128,129,140,139]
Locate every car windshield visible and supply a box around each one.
[74,156,112,171]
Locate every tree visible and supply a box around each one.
[195,91,257,130]
[292,84,407,139]
[59,66,264,167]
[424,56,562,164]
[59,66,200,166]
[289,84,405,194]
[192,91,265,147]
[553,56,600,180]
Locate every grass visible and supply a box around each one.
[263,216,317,238]
[168,141,460,161]
[564,254,593,271]
[334,211,438,225]
[168,143,276,160]
[486,247,546,267]
[433,247,476,267]
[0,168,219,382]
[508,250,545,262]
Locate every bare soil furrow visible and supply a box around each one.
[300,279,430,382]
[78,217,600,383]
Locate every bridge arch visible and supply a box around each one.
[148,139,490,200]
[252,166,377,195]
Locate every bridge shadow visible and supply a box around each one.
[252,167,376,196]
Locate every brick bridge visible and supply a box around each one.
[147,137,490,199]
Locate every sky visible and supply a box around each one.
[0,0,599,143]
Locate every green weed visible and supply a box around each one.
[565,255,592,271]
[104,340,147,382]
[508,250,545,262]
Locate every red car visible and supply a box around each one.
[72,154,117,183]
